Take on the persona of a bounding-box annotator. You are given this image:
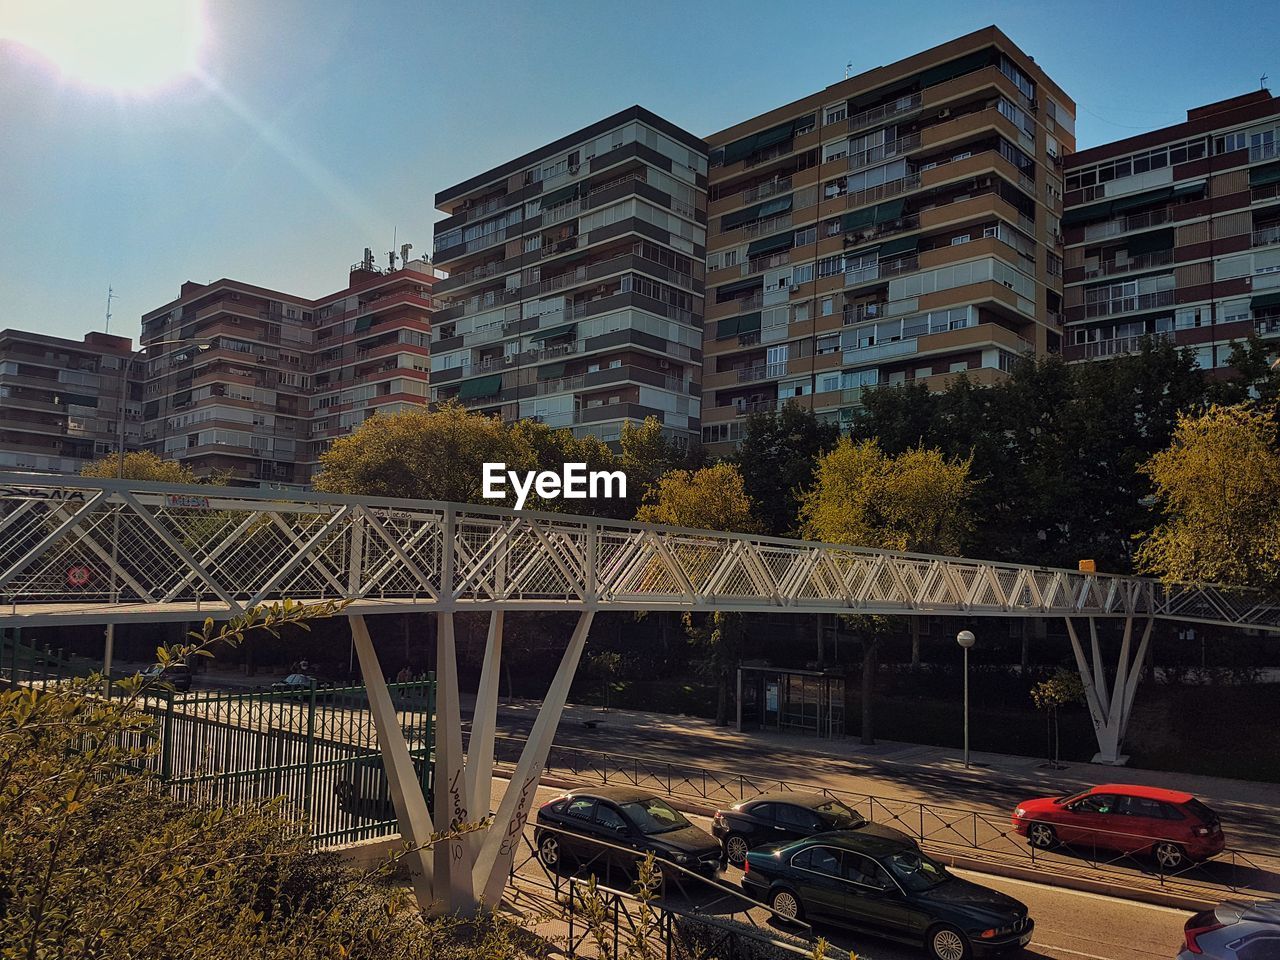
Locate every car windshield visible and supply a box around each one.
[619,797,690,835]
[815,799,864,827]
[1057,789,1092,805]
[1184,798,1218,824]
[883,850,949,891]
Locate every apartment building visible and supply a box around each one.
[700,27,1074,454]
[429,106,708,448]
[1061,90,1280,368]
[139,255,434,487]
[0,329,141,474]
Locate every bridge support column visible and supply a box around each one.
[464,611,503,861]
[348,615,436,910]
[432,613,474,914]
[473,610,594,910]
[1064,616,1153,765]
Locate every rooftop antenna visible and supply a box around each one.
[388,225,398,272]
[845,62,853,80]
[104,285,115,334]
[1263,73,1270,91]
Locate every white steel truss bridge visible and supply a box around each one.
[1,472,1276,916]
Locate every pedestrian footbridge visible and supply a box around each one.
[1,472,1275,917]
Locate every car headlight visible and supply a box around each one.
[672,852,692,864]
[1014,807,1026,818]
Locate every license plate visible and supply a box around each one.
[1019,932,1032,947]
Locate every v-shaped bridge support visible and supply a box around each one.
[1064,616,1154,765]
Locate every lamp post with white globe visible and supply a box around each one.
[957,629,976,768]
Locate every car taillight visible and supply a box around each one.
[1194,825,1210,836]
[1184,912,1223,954]
[743,859,749,875]
[713,812,725,824]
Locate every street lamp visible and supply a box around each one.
[102,337,211,692]
[956,629,975,768]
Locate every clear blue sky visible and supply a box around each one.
[2,0,1277,344]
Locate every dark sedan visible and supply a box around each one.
[534,786,722,882]
[713,791,912,866]
[742,832,1033,960]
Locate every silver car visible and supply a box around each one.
[1178,900,1280,959]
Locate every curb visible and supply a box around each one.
[536,773,1216,912]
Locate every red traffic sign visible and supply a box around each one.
[66,565,92,588]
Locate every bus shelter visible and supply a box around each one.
[736,664,845,738]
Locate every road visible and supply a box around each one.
[508,780,1187,960]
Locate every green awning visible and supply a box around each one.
[171,391,191,407]
[541,183,580,207]
[1110,187,1173,212]
[754,121,796,151]
[842,208,876,232]
[747,231,795,256]
[715,317,742,340]
[721,133,760,166]
[63,392,98,407]
[737,312,762,334]
[1061,200,1114,226]
[1125,228,1174,256]
[529,322,576,342]
[1252,291,1280,310]
[1251,163,1280,188]
[759,195,793,218]
[458,374,503,400]
[878,236,919,258]
[353,316,373,333]
[717,277,762,299]
[537,361,566,380]
[917,47,999,89]
[873,198,907,224]
[1172,180,1206,198]
[848,76,919,113]
[721,202,765,230]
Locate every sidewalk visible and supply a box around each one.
[481,695,1280,857]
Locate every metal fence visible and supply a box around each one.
[495,734,1280,902]
[0,627,435,849]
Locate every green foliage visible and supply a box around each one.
[81,450,202,483]
[798,437,974,554]
[619,416,695,512]
[733,406,839,536]
[635,462,758,533]
[1135,403,1280,592]
[1030,668,1086,711]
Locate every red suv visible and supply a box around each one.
[1011,784,1224,871]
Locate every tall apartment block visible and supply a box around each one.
[1061,90,1280,367]
[0,330,141,473]
[139,255,435,487]
[429,106,708,448]
[699,27,1074,453]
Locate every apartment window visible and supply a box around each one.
[819,373,840,392]
[795,115,816,136]
[1214,131,1248,154]
[821,297,834,317]
[950,235,971,246]
[1047,253,1063,278]
[949,361,970,373]
[1175,306,1205,330]
[524,235,542,253]
[915,367,932,379]
[794,226,816,247]
[587,363,601,373]
[817,334,840,355]
[825,217,843,237]
[608,359,621,369]
[723,249,739,268]
[793,301,810,323]
[792,263,814,285]
[825,104,847,126]
[822,141,849,163]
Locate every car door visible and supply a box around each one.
[742,801,778,847]
[840,851,911,935]
[592,801,639,877]
[788,845,851,921]
[560,797,598,863]
[775,803,823,843]
[1063,792,1120,853]
[1116,794,1167,856]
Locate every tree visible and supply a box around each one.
[1136,403,1280,593]
[637,464,757,726]
[1210,332,1280,409]
[81,450,200,483]
[800,438,975,741]
[635,463,758,533]
[733,405,839,536]
[619,417,690,513]
[1030,668,1085,768]
[313,401,533,505]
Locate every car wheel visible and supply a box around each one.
[538,834,561,871]
[1027,822,1058,849]
[723,833,750,867]
[1153,841,1186,871]
[769,887,804,925]
[927,924,971,960]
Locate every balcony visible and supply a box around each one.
[1082,248,1175,280]
[741,213,792,239]
[741,176,793,205]
[847,132,922,173]
[1084,289,1176,319]
[842,302,887,326]
[1253,224,1280,249]
[843,337,919,363]
[844,174,922,212]
[1070,332,1173,360]
[846,93,923,135]
[735,364,769,384]
[1082,207,1173,243]
[844,254,919,288]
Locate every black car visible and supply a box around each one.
[713,791,912,866]
[534,786,722,882]
[742,832,1033,960]
[271,673,315,693]
[138,663,193,692]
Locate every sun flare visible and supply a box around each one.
[0,0,204,93]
